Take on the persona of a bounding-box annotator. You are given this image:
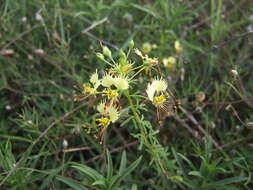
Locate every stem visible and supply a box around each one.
[124,90,170,178]
[124,91,146,138]
[130,67,146,80]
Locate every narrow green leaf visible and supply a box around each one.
[130,3,160,19]
[112,156,142,186]
[92,180,106,187]
[56,176,88,190]
[106,149,113,179]
[206,176,248,187]
[188,171,203,178]
[119,151,127,175]
[71,163,104,181]
[177,153,196,170]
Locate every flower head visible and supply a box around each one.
[82,70,101,94]
[90,70,99,84]
[108,105,119,123]
[142,42,152,54]
[96,101,120,127]
[102,74,115,88]
[146,77,168,105]
[153,78,167,92]
[90,70,100,89]
[97,101,106,113]
[114,77,129,90]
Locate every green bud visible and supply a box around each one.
[102,46,112,58]
[128,39,134,49]
[119,49,126,60]
[96,53,105,61]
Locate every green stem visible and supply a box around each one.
[124,90,170,178]
[124,91,146,139]
[130,67,146,80]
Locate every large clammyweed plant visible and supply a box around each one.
[72,40,183,182]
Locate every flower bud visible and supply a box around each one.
[174,40,183,54]
[128,40,134,49]
[96,53,105,61]
[102,46,112,58]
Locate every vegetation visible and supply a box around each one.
[1,0,253,189]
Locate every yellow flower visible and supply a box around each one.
[96,102,120,126]
[174,40,183,54]
[114,77,129,90]
[102,74,115,88]
[108,105,119,123]
[82,70,101,94]
[90,70,100,89]
[97,101,106,113]
[153,78,167,92]
[146,77,168,104]
[142,42,152,54]
[163,56,176,71]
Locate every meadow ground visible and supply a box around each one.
[0,0,253,189]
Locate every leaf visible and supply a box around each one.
[170,175,183,183]
[130,3,160,19]
[211,176,248,185]
[92,180,106,187]
[112,156,142,187]
[177,153,196,170]
[56,176,88,190]
[119,151,127,175]
[106,149,113,179]
[188,171,203,178]
[39,167,63,190]
[203,176,248,189]
[71,162,104,181]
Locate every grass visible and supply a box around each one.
[0,0,253,189]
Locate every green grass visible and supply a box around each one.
[1,0,253,189]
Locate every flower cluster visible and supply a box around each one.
[75,39,182,143]
[162,40,183,72]
[82,71,129,126]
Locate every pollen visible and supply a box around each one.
[153,94,166,106]
[96,117,110,127]
[103,89,118,99]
